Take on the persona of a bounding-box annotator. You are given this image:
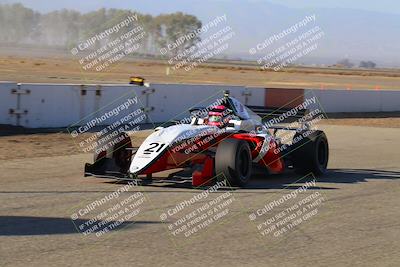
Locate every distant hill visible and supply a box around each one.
[128,0,399,67]
[5,0,400,67]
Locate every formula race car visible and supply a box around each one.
[84,91,329,187]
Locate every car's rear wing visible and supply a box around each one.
[247,105,309,123]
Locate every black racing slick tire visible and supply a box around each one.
[86,132,132,177]
[215,139,252,186]
[112,132,133,172]
[292,130,329,176]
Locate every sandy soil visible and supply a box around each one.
[0,129,152,160]
[1,54,399,90]
[320,117,400,128]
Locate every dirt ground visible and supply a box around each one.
[321,117,400,128]
[0,51,399,90]
[0,124,399,267]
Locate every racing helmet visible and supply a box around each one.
[207,105,231,127]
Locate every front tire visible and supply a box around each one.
[112,132,133,173]
[215,139,252,186]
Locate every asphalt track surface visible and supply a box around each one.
[0,125,399,267]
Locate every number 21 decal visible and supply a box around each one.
[143,143,166,155]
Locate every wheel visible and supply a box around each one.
[88,132,132,176]
[215,139,252,186]
[292,130,329,176]
[112,132,133,172]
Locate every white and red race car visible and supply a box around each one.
[85,91,329,187]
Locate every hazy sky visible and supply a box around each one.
[1,0,399,14]
[267,0,400,14]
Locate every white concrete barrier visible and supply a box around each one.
[304,89,400,113]
[13,84,143,128]
[72,84,143,127]
[18,84,80,128]
[0,82,18,125]
[380,91,400,112]
[1,82,399,128]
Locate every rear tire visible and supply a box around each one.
[292,130,329,176]
[215,139,252,186]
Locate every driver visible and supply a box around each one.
[207,105,232,127]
